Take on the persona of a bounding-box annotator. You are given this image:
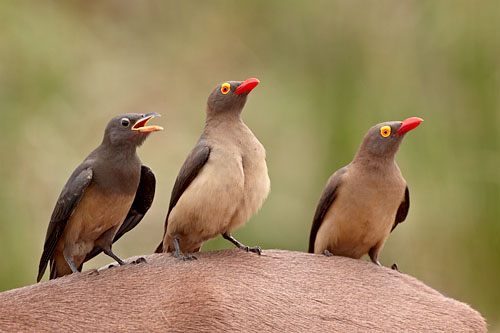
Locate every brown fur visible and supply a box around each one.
[0,250,486,332]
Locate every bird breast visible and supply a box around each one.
[166,145,246,243]
[56,183,135,262]
[167,123,270,242]
[314,167,405,257]
[227,134,270,232]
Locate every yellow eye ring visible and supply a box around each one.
[221,83,231,95]
[380,126,391,138]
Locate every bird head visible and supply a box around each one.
[206,78,260,116]
[103,112,163,147]
[356,117,423,159]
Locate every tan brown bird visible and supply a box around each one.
[308,117,423,267]
[155,78,269,260]
[37,113,163,281]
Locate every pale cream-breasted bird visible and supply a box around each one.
[155,78,270,260]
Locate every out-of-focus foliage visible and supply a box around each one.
[0,0,498,328]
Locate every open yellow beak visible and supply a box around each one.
[131,113,163,133]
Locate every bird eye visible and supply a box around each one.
[221,83,231,95]
[380,126,391,137]
[121,118,130,127]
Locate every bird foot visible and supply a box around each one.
[131,257,147,265]
[222,233,261,256]
[391,263,401,272]
[323,249,334,257]
[240,245,262,255]
[173,250,197,261]
[89,269,100,276]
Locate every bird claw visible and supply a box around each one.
[183,254,198,261]
[391,263,401,272]
[245,246,262,255]
[89,269,100,276]
[131,257,147,265]
[323,249,334,257]
[173,250,197,261]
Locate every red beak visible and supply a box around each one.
[396,117,423,135]
[235,78,260,95]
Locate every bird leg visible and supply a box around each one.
[369,245,382,267]
[63,249,79,273]
[222,233,262,255]
[323,249,334,257]
[172,238,197,261]
[102,248,126,266]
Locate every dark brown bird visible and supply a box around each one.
[308,117,423,267]
[37,113,163,281]
[155,78,269,260]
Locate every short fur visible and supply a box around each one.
[1,250,487,332]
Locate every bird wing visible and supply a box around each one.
[83,165,156,264]
[391,185,410,232]
[37,166,93,282]
[154,140,211,253]
[308,168,347,253]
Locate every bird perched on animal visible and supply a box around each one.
[308,117,423,268]
[37,113,163,281]
[155,78,269,260]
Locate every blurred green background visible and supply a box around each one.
[0,0,498,328]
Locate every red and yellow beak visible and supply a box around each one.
[396,117,423,135]
[132,113,163,133]
[235,78,260,95]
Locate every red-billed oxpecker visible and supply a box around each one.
[309,117,423,268]
[37,113,163,281]
[155,78,270,260]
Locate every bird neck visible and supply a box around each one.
[352,151,397,174]
[205,107,243,127]
[91,143,141,193]
[98,140,139,162]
